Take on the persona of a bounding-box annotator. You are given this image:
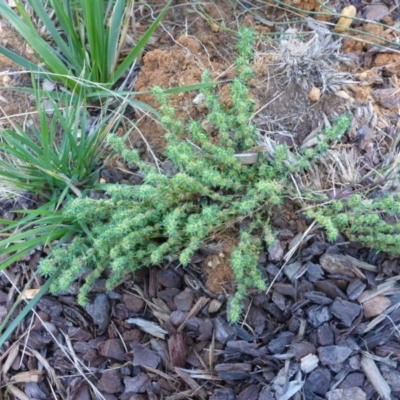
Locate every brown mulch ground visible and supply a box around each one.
[2,1,400,399]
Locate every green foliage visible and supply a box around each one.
[307,193,400,255]
[0,0,170,95]
[0,85,123,205]
[0,81,128,345]
[38,27,270,321]
[38,27,354,323]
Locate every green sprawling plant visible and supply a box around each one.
[307,193,400,255]
[0,87,131,342]
[0,0,170,96]
[36,27,355,322]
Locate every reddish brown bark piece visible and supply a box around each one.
[168,333,187,368]
[99,339,126,362]
[124,373,150,394]
[122,294,145,313]
[132,343,161,369]
[173,288,194,312]
[97,369,123,394]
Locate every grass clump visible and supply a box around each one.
[0,0,170,96]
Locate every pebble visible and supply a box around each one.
[334,6,357,33]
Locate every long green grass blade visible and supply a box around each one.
[112,1,171,84]
[28,0,80,70]
[107,0,126,77]
[80,0,105,82]
[48,0,84,69]
[0,2,69,75]
[0,45,42,73]
[0,265,62,349]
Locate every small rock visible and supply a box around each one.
[301,353,319,373]
[208,299,223,313]
[309,87,321,102]
[335,6,357,33]
[364,4,389,21]
[2,75,11,86]
[363,295,391,318]
[318,346,352,365]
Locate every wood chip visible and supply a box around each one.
[361,354,391,400]
[320,254,377,277]
[358,279,399,303]
[174,367,207,399]
[9,370,43,383]
[301,353,319,373]
[177,297,209,332]
[168,333,188,368]
[126,317,168,339]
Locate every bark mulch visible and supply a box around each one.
[2,235,400,399]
